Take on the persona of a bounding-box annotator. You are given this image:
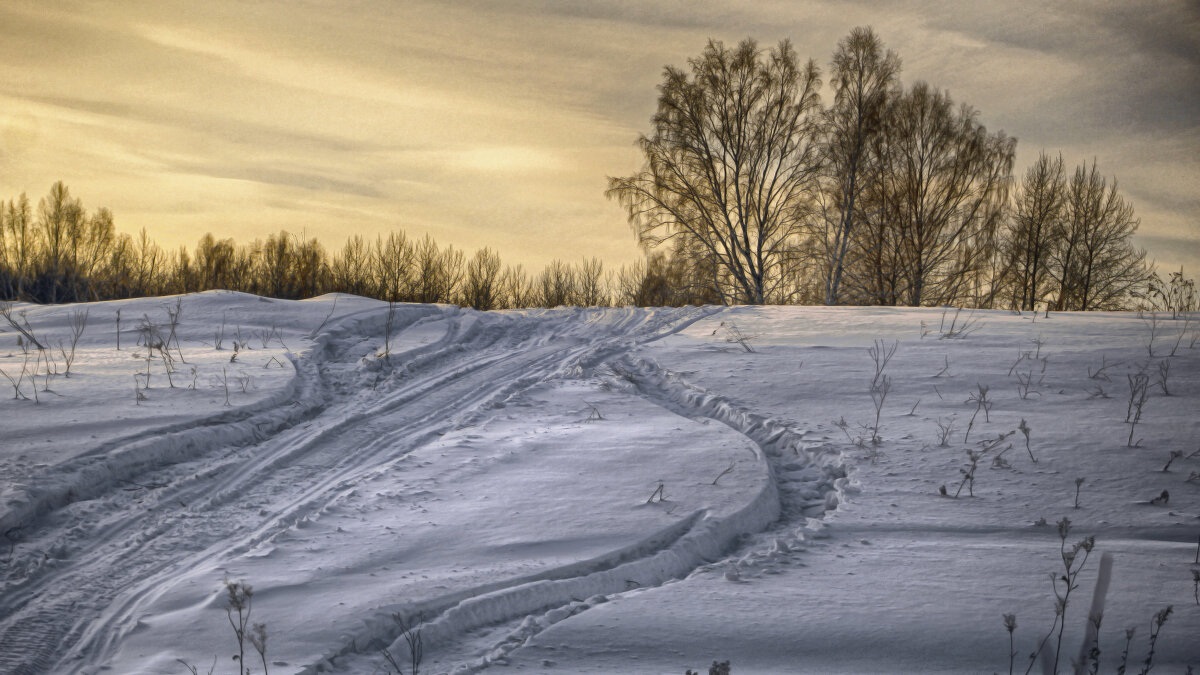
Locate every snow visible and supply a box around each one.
[1,293,1197,674]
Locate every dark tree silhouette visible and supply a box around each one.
[1003,152,1067,310]
[1050,160,1148,310]
[608,38,824,304]
[816,26,900,305]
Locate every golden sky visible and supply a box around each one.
[1,0,1197,275]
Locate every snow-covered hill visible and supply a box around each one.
[1,293,1196,673]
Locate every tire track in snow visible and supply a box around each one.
[0,304,716,675]
[325,352,851,675]
[0,304,446,541]
[0,304,455,674]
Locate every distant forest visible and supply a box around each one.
[1,29,1195,312]
[0,177,1190,312]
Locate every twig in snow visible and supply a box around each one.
[712,462,735,486]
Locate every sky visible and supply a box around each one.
[0,0,1197,277]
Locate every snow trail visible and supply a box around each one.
[349,354,851,674]
[0,304,716,674]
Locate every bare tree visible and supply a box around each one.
[608,38,824,304]
[1051,160,1148,310]
[462,247,503,310]
[193,233,238,291]
[1003,152,1066,310]
[816,26,900,305]
[373,231,415,303]
[331,235,374,297]
[575,257,607,306]
[498,264,535,309]
[411,235,462,304]
[537,259,576,307]
[856,83,1015,306]
[1,195,34,300]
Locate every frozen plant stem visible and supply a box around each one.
[712,462,735,485]
[1168,317,1190,357]
[2,305,45,403]
[835,417,854,443]
[383,300,397,360]
[58,308,88,377]
[1118,628,1135,675]
[1003,614,1017,675]
[646,481,665,503]
[965,383,991,442]
[718,321,756,352]
[1161,450,1183,472]
[953,449,981,498]
[214,311,226,350]
[249,622,269,675]
[939,307,981,339]
[1143,313,1159,357]
[870,375,890,446]
[935,416,956,446]
[165,297,186,364]
[1088,354,1117,381]
[1074,478,1084,508]
[1052,518,1093,675]
[868,339,897,389]
[1155,360,1170,395]
[1019,419,1036,463]
[382,613,423,675]
[224,579,253,675]
[1077,553,1113,675]
[1138,606,1172,675]
[1125,372,1150,447]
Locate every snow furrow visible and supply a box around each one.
[0,304,720,674]
[430,354,852,674]
[0,305,444,543]
[337,351,849,674]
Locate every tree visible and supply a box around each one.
[462,247,502,310]
[373,231,415,302]
[608,38,823,304]
[192,233,235,291]
[30,181,89,302]
[411,234,462,304]
[537,259,576,307]
[816,26,900,305]
[331,235,374,297]
[1003,152,1066,310]
[854,83,1015,306]
[1050,160,1148,310]
[575,257,607,306]
[1,195,34,300]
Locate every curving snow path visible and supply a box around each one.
[2,296,1196,674]
[2,294,846,674]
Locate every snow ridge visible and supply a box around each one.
[0,304,723,674]
[347,353,850,674]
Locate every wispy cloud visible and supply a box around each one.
[0,0,1195,273]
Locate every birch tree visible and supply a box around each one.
[608,38,823,304]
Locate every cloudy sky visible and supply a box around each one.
[1,0,1197,275]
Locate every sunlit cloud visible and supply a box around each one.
[0,0,1195,273]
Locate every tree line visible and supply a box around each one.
[607,27,1160,311]
[0,28,1186,311]
[0,182,657,308]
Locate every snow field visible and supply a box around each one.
[1,297,1196,674]
[507,305,1197,673]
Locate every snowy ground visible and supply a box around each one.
[1,293,1197,674]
